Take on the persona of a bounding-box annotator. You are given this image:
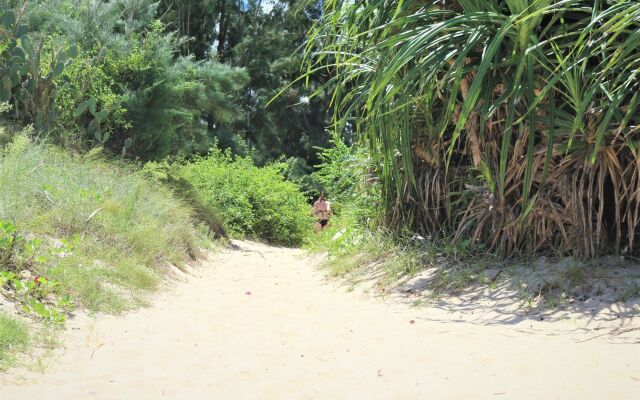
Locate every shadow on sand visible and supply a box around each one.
[336,257,640,343]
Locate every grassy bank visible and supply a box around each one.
[0,135,205,313]
[305,211,476,292]
[0,129,211,369]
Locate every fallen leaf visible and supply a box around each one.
[377,369,383,377]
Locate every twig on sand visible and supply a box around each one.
[90,343,104,359]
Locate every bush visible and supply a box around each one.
[0,133,204,313]
[181,148,310,246]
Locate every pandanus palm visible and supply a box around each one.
[304,0,640,257]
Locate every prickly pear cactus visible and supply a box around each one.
[0,9,75,129]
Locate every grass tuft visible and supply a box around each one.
[0,312,29,370]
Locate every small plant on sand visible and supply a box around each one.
[0,312,30,370]
[560,263,588,287]
[619,284,640,302]
[0,219,72,324]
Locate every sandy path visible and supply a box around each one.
[1,241,638,399]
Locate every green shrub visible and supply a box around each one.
[54,47,128,149]
[0,134,204,313]
[182,148,310,246]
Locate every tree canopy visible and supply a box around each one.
[0,0,331,166]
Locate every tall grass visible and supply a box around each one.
[304,0,640,258]
[0,132,204,313]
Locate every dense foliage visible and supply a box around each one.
[21,0,249,159]
[159,0,331,166]
[182,148,311,246]
[306,0,640,257]
[0,0,326,254]
[0,0,331,168]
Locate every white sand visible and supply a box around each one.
[1,241,639,399]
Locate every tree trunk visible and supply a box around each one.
[217,2,228,60]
